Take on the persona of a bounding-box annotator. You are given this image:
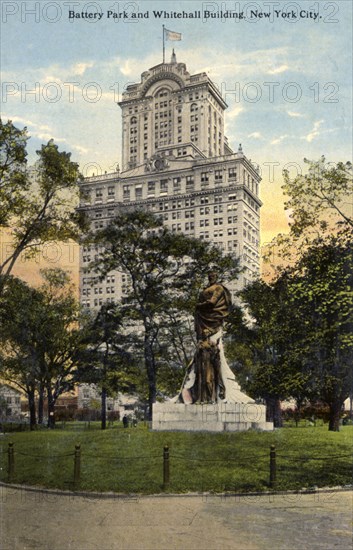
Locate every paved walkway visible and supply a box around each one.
[0,486,352,549]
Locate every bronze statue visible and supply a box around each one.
[194,271,232,340]
[180,271,233,404]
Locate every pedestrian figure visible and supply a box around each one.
[123,414,128,428]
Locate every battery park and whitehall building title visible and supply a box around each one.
[79,50,262,308]
[68,9,320,21]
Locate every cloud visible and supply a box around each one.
[3,113,55,137]
[227,105,244,119]
[71,61,94,76]
[72,144,89,154]
[271,134,290,145]
[267,64,289,75]
[2,115,55,138]
[248,132,263,139]
[104,46,294,85]
[302,120,324,142]
[119,60,135,76]
[33,132,66,143]
[287,110,305,118]
[2,114,36,127]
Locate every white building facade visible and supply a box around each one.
[79,53,262,306]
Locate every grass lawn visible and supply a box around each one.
[0,423,352,494]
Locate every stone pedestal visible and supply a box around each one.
[152,402,273,432]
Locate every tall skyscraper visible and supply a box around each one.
[79,52,262,308]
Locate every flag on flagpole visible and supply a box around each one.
[165,28,182,41]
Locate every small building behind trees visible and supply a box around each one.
[77,384,140,417]
[0,384,22,419]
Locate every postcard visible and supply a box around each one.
[1,1,352,548]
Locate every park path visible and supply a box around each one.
[0,485,352,549]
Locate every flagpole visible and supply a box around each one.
[162,25,165,63]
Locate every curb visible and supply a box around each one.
[0,480,352,500]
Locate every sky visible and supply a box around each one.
[1,0,352,281]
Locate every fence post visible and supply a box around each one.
[270,445,276,488]
[8,442,14,481]
[163,445,170,489]
[73,443,81,489]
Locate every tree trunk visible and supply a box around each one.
[266,397,283,427]
[27,388,36,431]
[328,401,342,432]
[47,387,55,429]
[144,329,157,421]
[38,383,44,424]
[101,386,107,430]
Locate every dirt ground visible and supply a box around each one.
[0,485,352,549]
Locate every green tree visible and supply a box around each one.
[37,269,86,428]
[0,120,87,288]
[234,280,289,426]
[259,156,353,430]
[154,311,196,397]
[263,157,352,275]
[283,157,352,238]
[226,276,314,427]
[0,277,45,429]
[76,303,137,430]
[287,235,353,431]
[0,119,29,228]
[90,210,240,418]
[235,235,353,431]
[0,269,86,428]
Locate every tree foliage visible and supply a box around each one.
[253,156,353,430]
[230,234,353,431]
[0,119,87,285]
[89,210,240,417]
[283,156,353,237]
[287,235,353,431]
[76,303,139,429]
[264,157,353,272]
[0,119,29,227]
[0,269,86,428]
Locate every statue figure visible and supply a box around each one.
[179,271,241,404]
[194,271,232,341]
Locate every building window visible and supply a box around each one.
[229,167,237,179]
[173,177,181,193]
[123,185,130,201]
[160,179,168,194]
[215,170,223,181]
[199,207,210,215]
[201,172,209,183]
[186,175,194,189]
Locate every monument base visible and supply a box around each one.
[152,402,274,432]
